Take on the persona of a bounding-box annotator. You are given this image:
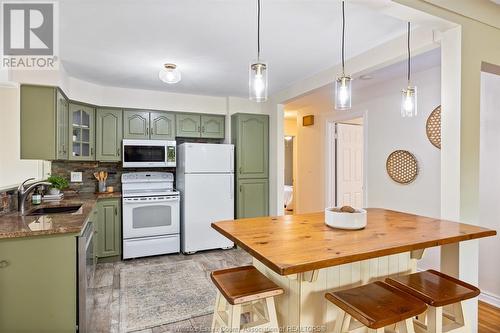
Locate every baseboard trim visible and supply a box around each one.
[479,291,500,308]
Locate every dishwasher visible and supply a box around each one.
[78,220,96,333]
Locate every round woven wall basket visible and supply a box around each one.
[386,150,419,184]
[426,105,441,149]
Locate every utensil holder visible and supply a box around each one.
[98,180,106,193]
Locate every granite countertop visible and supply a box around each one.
[0,192,121,239]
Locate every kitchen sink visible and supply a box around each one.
[27,205,82,216]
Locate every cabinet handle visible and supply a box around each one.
[146,127,149,135]
[0,260,9,268]
[91,148,93,156]
[197,126,201,132]
[202,126,205,133]
[239,167,242,174]
[117,148,120,156]
[114,207,118,215]
[239,185,242,192]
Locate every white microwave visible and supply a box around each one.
[122,140,176,168]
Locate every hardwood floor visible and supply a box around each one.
[479,301,500,333]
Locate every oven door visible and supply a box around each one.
[122,196,180,239]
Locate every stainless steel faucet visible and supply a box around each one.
[17,178,51,215]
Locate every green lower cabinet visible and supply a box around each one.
[0,235,77,332]
[201,115,225,138]
[96,198,121,258]
[236,179,269,218]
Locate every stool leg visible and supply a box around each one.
[427,306,443,333]
[228,304,242,333]
[333,310,353,333]
[397,318,416,333]
[367,329,384,333]
[265,297,279,332]
[211,292,223,333]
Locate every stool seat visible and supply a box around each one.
[325,281,427,329]
[386,269,480,307]
[210,265,283,305]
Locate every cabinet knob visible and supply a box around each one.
[0,260,9,268]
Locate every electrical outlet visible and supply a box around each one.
[71,172,82,182]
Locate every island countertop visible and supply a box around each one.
[0,192,121,239]
[212,208,497,275]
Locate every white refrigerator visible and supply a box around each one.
[176,143,235,253]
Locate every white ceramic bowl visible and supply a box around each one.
[324,207,367,230]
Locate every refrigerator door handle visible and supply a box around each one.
[230,174,234,200]
[230,148,234,172]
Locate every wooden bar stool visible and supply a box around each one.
[325,281,427,333]
[210,265,283,333]
[386,270,480,333]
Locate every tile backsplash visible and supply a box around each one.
[0,189,17,215]
[51,161,174,193]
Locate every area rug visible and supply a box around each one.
[119,260,216,332]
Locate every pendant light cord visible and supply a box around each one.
[257,0,261,61]
[407,21,411,85]
[341,0,345,76]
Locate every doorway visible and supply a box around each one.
[326,117,365,209]
[284,136,294,214]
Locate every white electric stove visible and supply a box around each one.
[121,172,180,259]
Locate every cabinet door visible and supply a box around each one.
[56,90,69,160]
[150,111,175,140]
[123,110,150,139]
[201,115,225,139]
[97,199,121,258]
[237,179,269,218]
[0,236,77,332]
[236,114,269,178]
[176,113,201,138]
[69,103,95,161]
[96,108,123,161]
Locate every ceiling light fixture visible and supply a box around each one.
[249,0,268,102]
[401,22,417,117]
[335,0,352,110]
[159,63,181,84]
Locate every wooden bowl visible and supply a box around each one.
[324,207,367,230]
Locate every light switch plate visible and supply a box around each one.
[71,172,82,182]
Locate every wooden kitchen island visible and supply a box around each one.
[212,208,496,332]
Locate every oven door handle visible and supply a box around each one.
[123,197,179,204]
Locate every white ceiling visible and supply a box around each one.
[59,0,408,97]
[285,47,441,113]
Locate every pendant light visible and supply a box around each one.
[249,0,268,102]
[335,0,352,110]
[159,63,181,84]
[401,22,417,117]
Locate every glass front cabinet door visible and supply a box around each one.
[69,103,95,160]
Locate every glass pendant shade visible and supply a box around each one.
[159,64,181,84]
[401,86,417,117]
[249,62,268,102]
[335,75,352,110]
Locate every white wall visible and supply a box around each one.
[479,71,500,306]
[0,87,51,190]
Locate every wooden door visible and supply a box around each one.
[336,123,364,208]
[235,114,269,179]
[150,111,175,140]
[201,115,225,139]
[96,108,123,161]
[68,103,95,161]
[56,90,69,160]
[123,110,150,139]
[97,199,121,258]
[237,179,269,218]
[176,113,201,138]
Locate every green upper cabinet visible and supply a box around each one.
[96,108,123,161]
[201,115,225,138]
[123,110,150,139]
[236,179,269,218]
[150,111,176,140]
[56,90,69,160]
[176,113,201,138]
[69,102,95,161]
[96,198,121,258]
[20,85,69,160]
[232,113,269,179]
[124,110,175,140]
